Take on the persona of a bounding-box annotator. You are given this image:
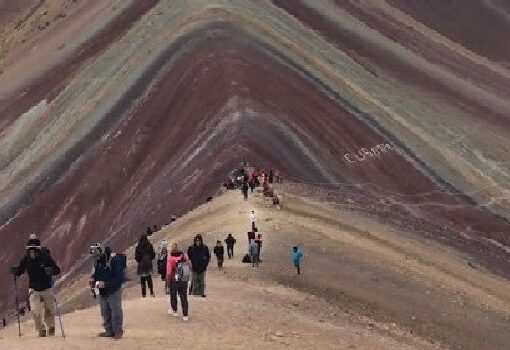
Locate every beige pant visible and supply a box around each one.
[29,289,55,332]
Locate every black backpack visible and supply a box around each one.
[112,253,127,283]
[242,254,251,263]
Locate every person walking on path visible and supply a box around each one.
[213,241,225,270]
[247,230,256,253]
[166,243,191,321]
[249,239,259,267]
[135,234,156,297]
[242,181,249,200]
[292,246,303,275]
[91,246,125,339]
[11,234,60,337]
[255,233,263,260]
[187,235,210,297]
[225,234,236,259]
[249,210,256,230]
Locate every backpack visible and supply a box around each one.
[242,254,251,263]
[174,256,190,282]
[112,253,127,283]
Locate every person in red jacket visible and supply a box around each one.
[166,243,191,322]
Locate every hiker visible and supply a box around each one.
[146,226,153,236]
[269,169,274,183]
[135,234,156,297]
[11,234,60,337]
[187,234,210,297]
[249,178,255,193]
[247,231,256,252]
[166,243,191,321]
[249,210,256,230]
[242,181,249,200]
[153,225,159,233]
[213,241,225,270]
[249,239,259,267]
[255,233,263,258]
[157,246,168,281]
[225,234,236,259]
[292,247,303,275]
[91,245,125,339]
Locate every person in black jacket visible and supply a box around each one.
[225,234,236,259]
[187,234,210,297]
[213,241,225,270]
[135,234,156,297]
[11,235,60,337]
[91,246,124,339]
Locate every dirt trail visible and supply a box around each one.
[0,189,445,350]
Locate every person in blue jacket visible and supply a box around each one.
[292,246,303,275]
[91,246,124,339]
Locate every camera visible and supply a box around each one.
[89,243,102,255]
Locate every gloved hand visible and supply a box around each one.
[10,266,18,275]
[44,266,53,276]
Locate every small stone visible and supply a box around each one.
[291,331,300,335]
[411,316,416,321]
[274,331,284,337]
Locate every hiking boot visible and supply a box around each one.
[98,331,114,337]
[114,330,124,339]
[38,329,47,337]
[182,316,189,322]
[48,327,55,336]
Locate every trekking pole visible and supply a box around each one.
[13,275,21,337]
[50,280,65,338]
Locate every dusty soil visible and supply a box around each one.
[2,188,510,349]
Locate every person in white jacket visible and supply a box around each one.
[249,210,256,230]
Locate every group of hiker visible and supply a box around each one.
[6,165,303,339]
[224,166,282,205]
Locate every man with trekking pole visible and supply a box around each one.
[10,234,61,337]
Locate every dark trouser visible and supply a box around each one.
[251,253,259,267]
[217,257,224,269]
[295,264,300,275]
[99,288,123,334]
[243,190,248,200]
[191,271,206,296]
[140,275,154,297]
[251,222,256,230]
[227,245,234,259]
[169,281,188,317]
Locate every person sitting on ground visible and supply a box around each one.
[225,234,236,259]
[187,234,210,297]
[11,234,60,337]
[91,245,125,339]
[166,242,191,322]
[213,241,225,270]
[249,239,259,267]
[292,246,303,275]
[135,234,156,297]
